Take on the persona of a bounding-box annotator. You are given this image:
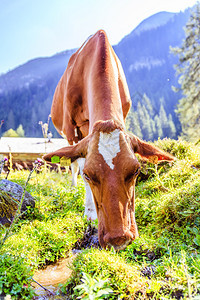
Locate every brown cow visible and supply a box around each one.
[43,30,174,250]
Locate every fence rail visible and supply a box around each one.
[0,137,67,168]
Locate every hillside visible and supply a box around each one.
[115,10,190,113]
[0,9,191,138]
[0,50,76,137]
[1,139,200,298]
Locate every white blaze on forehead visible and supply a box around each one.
[98,129,121,170]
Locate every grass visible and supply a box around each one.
[0,169,87,299]
[1,169,87,266]
[0,138,200,299]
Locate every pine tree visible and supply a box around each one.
[154,115,163,139]
[3,129,19,137]
[16,124,25,137]
[172,3,200,142]
[7,110,15,130]
[142,94,154,118]
[150,118,156,138]
[126,108,143,139]
[168,114,177,139]
[159,103,169,137]
[142,105,154,140]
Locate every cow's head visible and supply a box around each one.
[43,120,174,250]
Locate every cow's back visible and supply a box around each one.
[51,30,131,144]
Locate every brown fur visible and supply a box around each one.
[43,30,174,250]
[92,120,124,134]
[50,30,131,144]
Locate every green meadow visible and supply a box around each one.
[0,138,200,299]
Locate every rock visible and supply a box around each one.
[0,179,35,226]
[141,265,156,278]
[73,224,100,249]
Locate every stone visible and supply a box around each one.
[0,179,35,226]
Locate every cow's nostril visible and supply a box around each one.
[103,231,134,250]
[111,237,126,246]
[110,239,131,251]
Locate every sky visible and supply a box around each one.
[0,0,198,74]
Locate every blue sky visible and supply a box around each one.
[0,0,198,74]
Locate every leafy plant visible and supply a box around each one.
[63,248,148,299]
[190,227,200,247]
[0,253,35,299]
[74,272,113,299]
[0,159,42,250]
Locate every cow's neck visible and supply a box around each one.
[87,70,125,132]
[89,102,125,133]
[84,33,126,134]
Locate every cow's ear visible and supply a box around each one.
[130,135,174,163]
[43,135,90,163]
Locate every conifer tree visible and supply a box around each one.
[172,3,200,141]
[3,129,19,137]
[143,105,154,140]
[159,103,169,137]
[7,110,15,131]
[142,94,154,118]
[16,124,25,137]
[137,101,145,123]
[154,115,163,139]
[168,114,177,139]
[126,108,143,139]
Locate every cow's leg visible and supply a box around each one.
[77,158,97,221]
[61,139,79,187]
[83,180,97,221]
[71,160,79,187]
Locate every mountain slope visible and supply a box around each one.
[0,9,191,138]
[124,11,175,36]
[114,10,190,113]
[0,49,75,93]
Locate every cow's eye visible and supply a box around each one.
[83,172,100,184]
[135,167,141,176]
[125,167,141,183]
[83,173,90,181]
[125,172,134,182]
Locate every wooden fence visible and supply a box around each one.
[0,137,67,170]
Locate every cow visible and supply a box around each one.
[43,30,174,250]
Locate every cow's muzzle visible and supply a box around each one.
[103,230,134,251]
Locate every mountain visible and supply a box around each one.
[126,11,175,35]
[0,9,191,139]
[0,50,76,137]
[0,49,75,94]
[114,10,190,111]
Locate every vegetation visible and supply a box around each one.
[0,253,35,299]
[2,124,25,137]
[172,3,200,142]
[62,139,200,299]
[0,168,87,299]
[0,138,199,299]
[73,272,113,299]
[126,94,177,141]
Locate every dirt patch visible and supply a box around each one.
[32,224,100,299]
[32,257,73,299]
[74,223,100,249]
